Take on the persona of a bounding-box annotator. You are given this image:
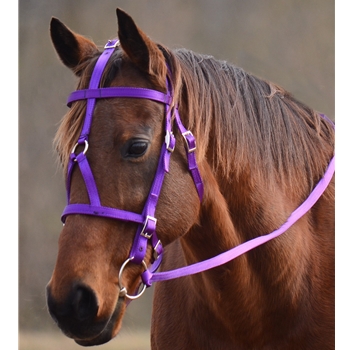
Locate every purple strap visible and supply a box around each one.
[75,153,101,206]
[142,154,335,285]
[65,40,118,203]
[79,40,119,140]
[68,87,172,107]
[174,108,204,200]
[129,97,175,264]
[62,204,144,224]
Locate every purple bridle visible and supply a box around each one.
[62,39,203,299]
[62,39,335,300]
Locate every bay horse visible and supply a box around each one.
[46,8,335,349]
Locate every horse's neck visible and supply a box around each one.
[180,161,315,332]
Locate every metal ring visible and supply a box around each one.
[71,140,89,155]
[118,258,148,300]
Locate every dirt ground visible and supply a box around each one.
[19,330,150,350]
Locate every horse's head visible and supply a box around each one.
[46,9,201,346]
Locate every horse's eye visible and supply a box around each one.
[125,140,149,158]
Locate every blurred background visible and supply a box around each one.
[19,0,334,349]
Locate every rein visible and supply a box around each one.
[62,39,335,300]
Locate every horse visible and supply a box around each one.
[46,8,335,349]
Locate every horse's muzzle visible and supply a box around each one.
[46,282,122,346]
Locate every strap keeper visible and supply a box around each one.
[141,269,153,287]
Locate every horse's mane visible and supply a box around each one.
[167,48,334,197]
[54,45,334,199]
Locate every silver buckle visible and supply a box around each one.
[165,130,175,152]
[104,39,120,49]
[140,215,157,239]
[182,131,196,153]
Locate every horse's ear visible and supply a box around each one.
[50,17,99,76]
[116,8,167,86]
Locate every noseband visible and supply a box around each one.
[62,39,335,300]
[62,39,204,299]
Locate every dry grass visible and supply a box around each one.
[19,330,150,350]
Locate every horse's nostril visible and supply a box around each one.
[47,283,99,325]
[71,284,98,321]
[47,281,121,344]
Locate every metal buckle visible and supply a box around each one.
[104,39,120,49]
[165,130,175,152]
[118,258,148,300]
[140,215,157,239]
[182,131,196,153]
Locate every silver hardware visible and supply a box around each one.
[104,40,120,49]
[182,131,196,153]
[153,240,162,260]
[165,130,175,152]
[71,140,89,157]
[118,258,148,300]
[140,215,157,239]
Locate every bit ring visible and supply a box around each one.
[118,258,148,300]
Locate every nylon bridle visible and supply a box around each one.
[61,39,335,300]
[62,39,203,299]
